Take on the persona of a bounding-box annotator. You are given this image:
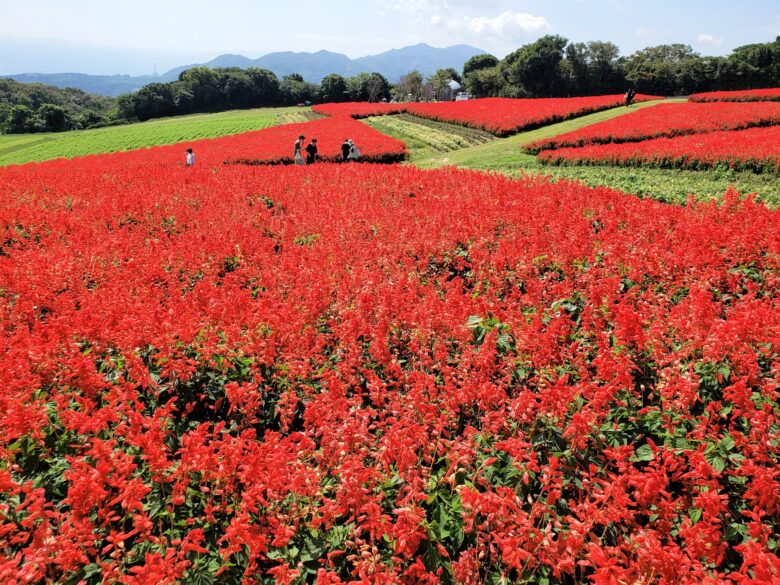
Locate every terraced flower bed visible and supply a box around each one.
[689,88,780,102]
[538,125,780,173]
[315,94,662,136]
[524,101,780,153]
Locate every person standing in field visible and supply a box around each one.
[305,138,318,164]
[185,148,195,166]
[624,88,636,107]
[294,135,306,165]
[347,140,360,161]
[341,138,351,162]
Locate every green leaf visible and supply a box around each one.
[466,315,483,329]
[710,457,726,473]
[83,564,102,579]
[633,444,654,462]
[190,568,215,585]
[688,507,703,524]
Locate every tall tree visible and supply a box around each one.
[502,35,569,97]
[395,71,424,101]
[365,73,390,102]
[463,54,499,77]
[320,74,348,103]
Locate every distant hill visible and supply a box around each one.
[8,72,158,97]
[5,43,486,96]
[0,78,115,133]
[354,43,486,81]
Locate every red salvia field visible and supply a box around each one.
[538,125,780,173]
[1,137,779,584]
[524,101,780,153]
[689,88,780,103]
[155,116,406,166]
[314,94,662,136]
[312,103,407,119]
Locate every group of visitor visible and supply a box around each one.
[184,136,361,167]
[294,135,360,165]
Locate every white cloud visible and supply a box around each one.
[635,27,651,37]
[697,33,723,46]
[444,11,550,40]
[386,0,451,14]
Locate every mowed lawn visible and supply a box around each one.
[0,106,315,165]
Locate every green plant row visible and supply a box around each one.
[363,115,494,153]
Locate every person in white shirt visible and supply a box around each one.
[185,148,195,166]
[293,135,306,165]
[347,140,360,161]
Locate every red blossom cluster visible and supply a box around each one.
[524,102,780,153]
[538,125,780,172]
[6,116,406,169]
[199,116,407,165]
[689,88,780,103]
[314,94,662,136]
[1,150,779,583]
[313,103,407,119]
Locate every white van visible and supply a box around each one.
[455,92,470,101]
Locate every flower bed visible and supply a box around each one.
[525,101,780,153]
[174,115,406,165]
[1,154,778,583]
[689,88,780,102]
[315,94,663,136]
[312,102,406,119]
[1,115,407,169]
[538,125,780,173]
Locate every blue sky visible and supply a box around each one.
[1,0,779,74]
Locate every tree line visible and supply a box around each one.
[3,36,779,133]
[0,78,115,133]
[116,68,393,122]
[459,36,780,98]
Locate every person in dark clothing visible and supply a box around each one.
[341,138,351,162]
[624,88,636,107]
[305,138,318,164]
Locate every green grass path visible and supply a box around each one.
[374,99,779,206]
[410,99,682,169]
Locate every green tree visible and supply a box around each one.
[502,35,569,97]
[246,68,280,104]
[320,74,348,102]
[39,103,71,132]
[623,44,698,95]
[462,54,499,77]
[280,74,317,104]
[131,83,177,121]
[365,73,390,102]
[587,41,623,93]
[563,42,591,94]
[179,66,221,110]
[6,104,36,133]
[220,68,254,107]
[464,66,505,97]
[726,37,780,88]
[0,78,114,132]
[395,71,424,101]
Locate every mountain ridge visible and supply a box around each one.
[5,43,485,97]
